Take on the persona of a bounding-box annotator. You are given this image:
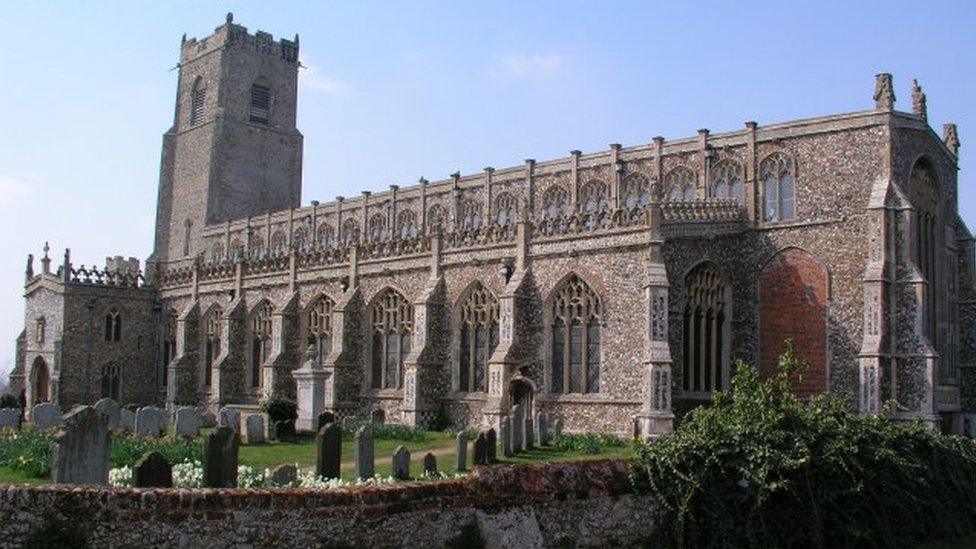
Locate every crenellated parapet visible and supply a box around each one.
[180,12,298,65]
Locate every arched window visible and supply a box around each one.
[543,186,570,219]
[494,192,518,228]
[341,218,360,245]
[105,310,122,342]
[30,357,50,406]
[101,363,120,400]
[427,204,446,232]
[456,283,499,392]
[621,173,652,209]
[580,180,609,214]
[190,77,206,126]
[316,224,335,249]
[761,153,796,221]
[203,307,223,388]
[307,296,334,364]
[665,167,697,202]
[682,263,729,396]
[910,159,941,357]
[249,234,265,260]
[35,317,45,344]
[397,210,418,239]
[368,213,387,242]
[211,242,225,264]
[229,239,243,262]
[458,199,483,230]
[161,309,178,386]
[249,77,271,125]
[293,226,310,253]
[711,160,743,204]
[370,289,413,390]
[249,302,273,389]
[270,230,287,257]
[550,275,602,394]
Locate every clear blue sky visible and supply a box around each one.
[1,1,974,379]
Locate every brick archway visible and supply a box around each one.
[759,248,829,397]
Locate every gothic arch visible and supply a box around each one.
[680,262,731,397]
[316,223,335,249]
[269,230,287,256]
[249,76,271,124]
[759,152,797,222]
[621,172,652,208]
[247,299,274,389]
[453,281,500,393]
[366,287,414,390]
[710,159,744,203]
[29,356,50,407]
[665,166,697,202]
[546,272,604,395]
[397,210,419,239]
[494,192,518,227]
[201,304,224,389]
[427,203,446,232]
[909,157,942,354]
[458,199,483,230]
[341,218,360,245]
[579,179,609,214]
[368,213,387,242]
[293,226,310,253]
[303,293,336,365]
[542,185,570,219]
[189,76,206,126]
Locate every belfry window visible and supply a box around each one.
[101,363,120,400]
[682,263,729,396]
[249,78,271,124]
[550,275,602,394]
[457,283,499,392]
[190,78,206,126]
[250,302,273,389]
[370,289,413,390]
[307,296,334,365]
[761,153,796,222]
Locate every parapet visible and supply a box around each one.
[180,13,299,64]
[105,256,140,277]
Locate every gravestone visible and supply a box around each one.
[554,418,563,437]
[243,414,266,444]
[32,402,61,430]
[501,417,513,457]
[422,453,437,476]
[135,406,167,437]
[370,409,385,424]
[119,408,135,432]
[524,415,534,450]
[133,451,173,488]
[51,406,110,485]
[392,445,411,480]
[269,464,298,487]
[93,398,120,430]
[317,411,335,431]
[455,432,468,471]
[486,428,497,462]
[203,426,239,488]
[274,420,296,441]
[218,407,241,434]
[355,426,374,481]
[536,411,549,446]
[175,407,201,439]
[511,405,524,453]
[473,432,489,466]
[316,422,342,479]
[0,408,21,431]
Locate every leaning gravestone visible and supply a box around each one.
[455,432,468,472]
[473,432,489,466]
[51,406,110,485]
[355,426,374,481]
[93,398,120,430]
[175,407,201,439]
[243,414,266,444]
[317,411,335,431]
[119,408,135,432]
[536,411,549,446]
[218,407,241,434]
[392,445,411,480]
[422,453,437,476]
[135,406,167,437]
[316,422,342,480]
[269,464,298,487]
[133,451,173,488]
[203,426,239,488]
[0,408,21,431]
[32,402,61,430]
[486,428,497,462]
[198,408,217,428]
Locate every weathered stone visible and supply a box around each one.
[198,409,217,428]
[135,406,167,437]
[317,411,335,431]
[175,407,201,439]
[355,426,374,481]
[133,451,173,488]
[0,409,21,431]
[501,417,513,457]
[511,405,524,453]
[392,445,410,480]
[203,426,239,488]
[218,407,241,434]
[269,464,298,487]
[422,453,437,476]
[554,418,564,437]
[524,415,534,450]
[370,409,385,424]
[316,422,342,480]
[536,412,549,446]
[243,414,266,444]
[455,432,468,472]
[32,402,61,430]
[486,428,497,462]
[51,406,110,485]
[475,508,545,548]
[119,408,135,432]
[93,398,120,430]
[473,432,489,466]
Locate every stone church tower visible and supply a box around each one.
[151,13,303,264]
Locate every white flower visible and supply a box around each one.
[109,466,132,487]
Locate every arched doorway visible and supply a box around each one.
[510,375,534,413]
[30,357,49,407]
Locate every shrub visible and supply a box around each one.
[0,394,20,409]
[261,397,297,424]
[631,342,976,548]
[551,433,627,455]
[0,429,54,478]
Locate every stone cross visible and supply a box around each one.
[511,404,524,453]
[473,432,489,466]
[392,445,411,480]
[486,428,497,462]
[51,406,110,485]
[355,426,375,481]
[175,407,201,440]
[422,452,437,476]
[0,408,21,431]
[93,398,120,430]
[316,422,342,480]
[243,414,266,444]
[133,451,173,488]
[134,406,167,437]
[269,464,298,487]
[203,426,239,488]
[524,414,534,450]
[218,407,241,434]
[119,408,135,432]
[32,402,61,430]
[536,411,549,446]
[455,432,467,472]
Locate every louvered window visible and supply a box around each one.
[190,84,206,126]
[250,83,271,124]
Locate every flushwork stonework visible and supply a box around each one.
[9,14,976,437]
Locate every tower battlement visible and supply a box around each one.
[180,13,299,65]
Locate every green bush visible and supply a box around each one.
[0,429,54,478]
[631,341,976,548]
[261,396,298,424]
[550,433,628,455]
[339,421,427,442]
[0,394,20,409]
[110,434,203,469]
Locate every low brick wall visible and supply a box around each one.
[0,460,656,548]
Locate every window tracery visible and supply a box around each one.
[550,275,602,394]
[368,213,387,242]
[710,160,744,204]
[307,296,334,365]
[682,263,729,395]
[494,192,518,228]
[316,224,335,249]
[542,186,570,219]
[458,199,483,230]
[761,153,796,221]
[270,230,287,257]
[341,218,360,245]
[370,289,413,390]
[249,302,273,389]
[456,283,499,392]
[427,204,446,232]
[293,226,310,253]
[397,210,418,239]
[203,307,222,388]
[665,167,697,202]
[621,173,652,208]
